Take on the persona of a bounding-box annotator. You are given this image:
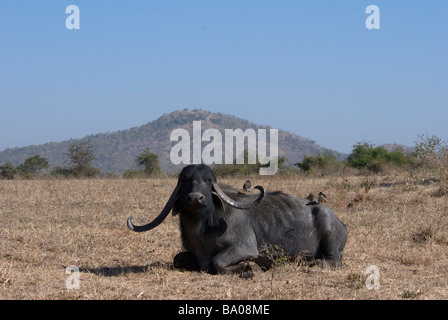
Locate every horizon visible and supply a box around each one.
[1,1,447,154]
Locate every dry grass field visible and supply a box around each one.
[1,172,447,300]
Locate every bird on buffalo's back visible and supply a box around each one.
[318,192,327,204]
[243,180,252,192]
[306,193,317,203]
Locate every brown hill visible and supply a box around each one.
[0,109,345,174]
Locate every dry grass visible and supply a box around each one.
[1,173,447,300]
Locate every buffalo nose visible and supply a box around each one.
[187,192,205,204]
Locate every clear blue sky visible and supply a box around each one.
[1,0,447,154]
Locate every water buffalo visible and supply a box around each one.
[127,164,347,274]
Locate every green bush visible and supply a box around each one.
[212,150,286,177]
[347,142,412,173]
[18,155,49,178]
[0,163,17,180]
[122,168,148,179]
[51,165,100,178]
[295,153,342,175]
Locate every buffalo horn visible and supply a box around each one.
[127,184,180,232]
[212,182,265,209]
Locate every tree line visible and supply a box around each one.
[1,134,447,196]
[0,141,162,180]
[293,134,447,196]
[295,134,446,175]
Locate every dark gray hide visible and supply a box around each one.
[127,164,347,274]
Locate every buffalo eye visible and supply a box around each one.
[204,177,212,184]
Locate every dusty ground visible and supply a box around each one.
[1,173,447,300]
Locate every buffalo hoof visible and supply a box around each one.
[173,252,200,271]
[226,261,259,279]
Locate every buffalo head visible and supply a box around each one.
[127,164,265,232]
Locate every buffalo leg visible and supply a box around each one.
[312,207,346,269]
[209,246,258,274]
[173,252,200,271]
[315,233,344,268]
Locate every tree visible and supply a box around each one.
[415,134,448,196]
[347,142,410,173]
[0,163,17,180]
[415,134,447,166]
[68,141,95,170]
[136,148,162,176]
[18,155,49,176]
[60,141,100,178]
[346,142,376,169]
[295,154,338,174]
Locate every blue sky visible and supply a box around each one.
[0,0,447,154]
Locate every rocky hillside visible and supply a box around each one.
[0,109,345,174]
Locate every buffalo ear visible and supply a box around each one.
[172,207,180,216]
[172,195,181,216]
[212,192,226,213]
